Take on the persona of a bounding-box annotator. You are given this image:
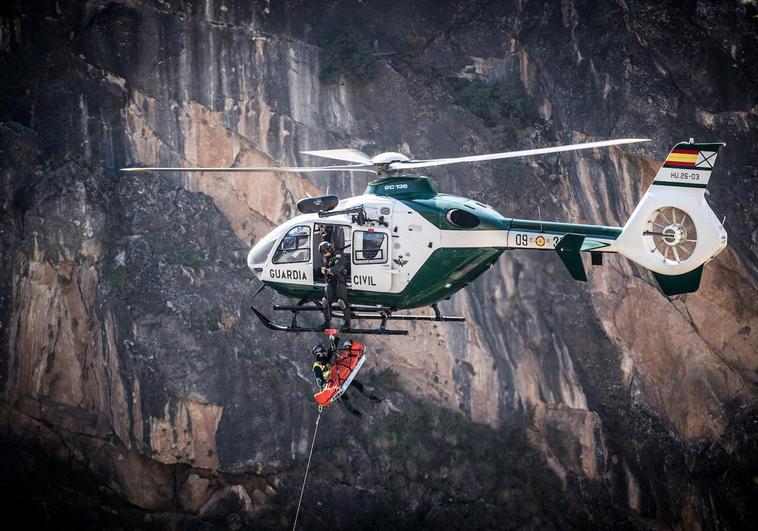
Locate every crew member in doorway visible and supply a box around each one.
[319,241,351,330]
[312,342,382,417]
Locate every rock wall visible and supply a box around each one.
[1,1,756,529]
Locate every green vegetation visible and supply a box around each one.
[344,400,572,529]
[375,400,540,486]
[104,266,127,288]
[376,402,522,481]
[97,231,114,248]
[452,79,507,126]
[272,387,580,529]
[168,253,204,272]
[150,241,169,254]
[402,35,426,57]
[206,307,221,332]
[86,158,104,173]
[320,27,376,83]
[451,79,552,136]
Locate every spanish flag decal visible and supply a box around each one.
[664,148,698,168]
[653,142,722,189]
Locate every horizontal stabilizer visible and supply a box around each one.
[556,233,587,282]
[652,265,704,296]
[581,239,609,251]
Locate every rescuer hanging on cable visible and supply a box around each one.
[312,339,382,417]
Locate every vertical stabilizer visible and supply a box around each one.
[615,141,728,293]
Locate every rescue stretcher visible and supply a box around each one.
[314,336,367,407]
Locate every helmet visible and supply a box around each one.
[312,344,327,358]
[319,241,334,255]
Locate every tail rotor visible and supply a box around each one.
[644,206,698,265]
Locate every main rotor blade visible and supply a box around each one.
[120,164,377,174]
[301,148,372,164]
[387,138,650,171]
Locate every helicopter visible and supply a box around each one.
[123,138,728,335]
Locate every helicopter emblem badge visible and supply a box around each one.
[393,256,409,268]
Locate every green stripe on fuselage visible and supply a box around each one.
[399,194,621,240]
[263,247,504,310]
[400,195,510,231]
[509,219,622,239]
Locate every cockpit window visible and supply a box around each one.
[249,232,278,264]
[273,225,311,264]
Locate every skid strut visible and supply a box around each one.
[251,300,464,335]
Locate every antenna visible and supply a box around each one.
[538,204,543,232]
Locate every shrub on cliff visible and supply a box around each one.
[402,35,427,58]
[451,79,555,145]
[452,79,511,127]
[451,79,547,127]
[320,27,376,84]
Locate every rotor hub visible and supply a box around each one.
[370,152,410,165]
[662,223,686,246]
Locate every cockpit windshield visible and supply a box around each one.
[249,225,287,266]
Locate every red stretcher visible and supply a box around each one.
[314,336,367,407]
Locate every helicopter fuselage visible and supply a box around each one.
[247,175,622,310]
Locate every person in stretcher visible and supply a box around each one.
[312,339,383,417]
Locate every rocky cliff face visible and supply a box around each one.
[1,1,757,529]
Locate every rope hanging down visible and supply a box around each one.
[292,405,323,531]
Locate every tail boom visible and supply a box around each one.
[499,141,728,295]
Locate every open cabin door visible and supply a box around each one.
[350,228,392,292]
[313,223,352,286]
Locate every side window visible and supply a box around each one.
[353,231,387,264]
[273,226,311,264]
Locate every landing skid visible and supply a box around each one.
[251,306,409,335]
[251,295,464,335]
